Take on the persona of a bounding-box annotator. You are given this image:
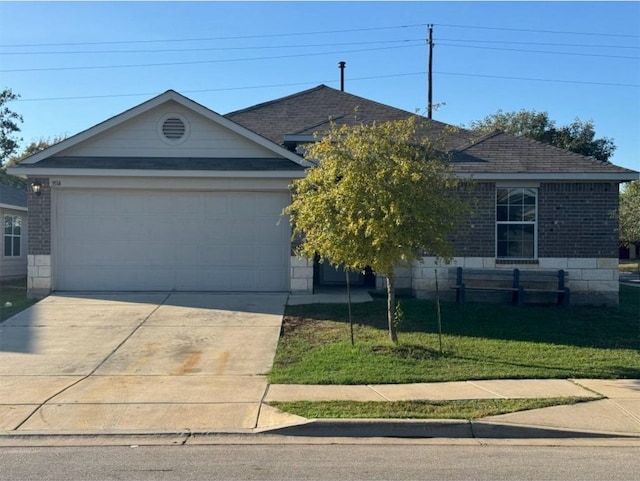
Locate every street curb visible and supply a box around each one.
[262,419,640,440]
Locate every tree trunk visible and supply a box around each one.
[386,274,398,344]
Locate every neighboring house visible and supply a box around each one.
[8,86,640,305]
[0,184,28,279]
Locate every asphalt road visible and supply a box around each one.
[1,443,639,481]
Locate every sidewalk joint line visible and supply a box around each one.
[367,385,392,401]
[12,294,172,431]
[467,381,508,399]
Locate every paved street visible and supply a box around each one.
[1,444,639,481]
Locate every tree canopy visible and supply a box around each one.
[620,180,640,247]
[468,109,616,162]
[285,117,467,342]
[0,136,67,189]
[0,88,23,166]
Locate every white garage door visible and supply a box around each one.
[54,189,290,291]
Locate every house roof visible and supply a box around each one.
[450,130,638,180]
[0,184,27,210]
[225,84,473,150]
[227,84,638,182]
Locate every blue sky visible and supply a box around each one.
[1,1,638,171]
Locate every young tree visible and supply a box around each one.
[285,117,467,343]
[469,109,616,162]
[620,180,640,247]
[0,88,23,165]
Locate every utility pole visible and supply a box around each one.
[427,24,434,119]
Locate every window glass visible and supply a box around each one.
[495,188,537,259]
[3,215,22,257]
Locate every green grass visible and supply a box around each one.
[268,397,601,420]
[0,278,37,323]
[269,285,640,384]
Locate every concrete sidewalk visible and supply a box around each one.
[263,379,640,439]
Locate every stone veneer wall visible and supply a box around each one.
[410,256,619,305]
[26,177,52,297]
[290,256,313,293]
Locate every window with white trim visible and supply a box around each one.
[496,188,537,259]
[4,214,22,257]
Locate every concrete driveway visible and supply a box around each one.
[0,292,298,432]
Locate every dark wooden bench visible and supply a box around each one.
[452,267,570,307]
[452,267,521,305]
[518,269,570,307]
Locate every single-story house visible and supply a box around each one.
[0,183,28,280]
[9,86,639,304]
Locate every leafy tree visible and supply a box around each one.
[620,180,640,247]
[5,135,66,167]
[1,136,66,189]
[285,117,467,343]
[469,109,616,162]
[0,88,23,165]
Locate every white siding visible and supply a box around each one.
[61,101,280,159]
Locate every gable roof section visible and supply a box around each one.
[225,84,473,150]
[13,90,309,173]
[451,130,638,181]
[0,184,27,211]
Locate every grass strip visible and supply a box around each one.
[0,279,36,323]
[268,396,601,420]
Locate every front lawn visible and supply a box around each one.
[269,285,640,384]
[268,397,600,420]
[0,278,37,323]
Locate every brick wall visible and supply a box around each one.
[538,182,619,258]
[447,181,620,260]
[27,177,51,256]
[449,182,495,257]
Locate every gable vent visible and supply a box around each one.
[162,117,186,140]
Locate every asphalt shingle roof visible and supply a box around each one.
[0,184,27,208]
[227,85,638,178]
[451,130,637,175]
[225,84,473,151]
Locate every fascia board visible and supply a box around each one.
[0,204,27,212]
[455,172,640,182]
[6,167,306,179]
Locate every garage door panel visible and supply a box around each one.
[55,190,290,291]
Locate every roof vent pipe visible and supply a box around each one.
[338,61,346,91]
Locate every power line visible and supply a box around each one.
[0,23,429,48]
[435,70,640,88]
[4,36,636,57]
[15,73,429,102]
[438,42,640,60]
[0,44,424,73]
[2,21,639,49]
[438,38,640,49]
[0,39,423,56]
[436,23,640,38]
[15,70,639,102]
